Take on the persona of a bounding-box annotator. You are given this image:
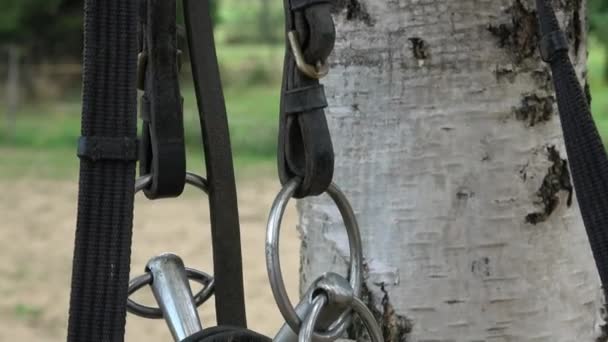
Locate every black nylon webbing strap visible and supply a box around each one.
[279,0,336,198]
[138,0,186,199]
[68,0,138,341]
[535,0,608,287]
[183,0,247,327]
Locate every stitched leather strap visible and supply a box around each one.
[279,0,336,198]
[138,0,186,199]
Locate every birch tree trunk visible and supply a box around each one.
[298,0,604,341]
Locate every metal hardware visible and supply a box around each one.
[288,31,329,79]
[274,274,351,342]
[266,178,363,340]
[299,294,328,342]
[127,266,214,319]
[350,297,383,342]
[147,253,204,341]
[127,172,213,319]
[135,172,209,194]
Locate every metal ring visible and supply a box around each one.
[135,172,209,194]
[351,297,383,342]
[288,31,329,79]
[299,294,328,342]
[266,178,363,339]
[126,267,215,319]
[127,172,213,319]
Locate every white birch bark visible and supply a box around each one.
[298,0,605,341]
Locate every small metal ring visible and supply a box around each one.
[288,31,329,79]
[128,172,212,319]
[135,172,209,194]
[126,268,215,319]
[351,297,383,342]
[299,294,328,342]
[266,178,363,340]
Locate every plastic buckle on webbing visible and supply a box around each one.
[539,30,569,63]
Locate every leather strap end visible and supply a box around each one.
[539,30,569,63]
[78,136,139,162]
[290,0,330,10]
[284,85,328,114]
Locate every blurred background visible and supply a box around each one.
[0,0,606,341]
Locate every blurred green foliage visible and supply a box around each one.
[0,1,607,179]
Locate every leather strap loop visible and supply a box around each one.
[138,0,186,199]
[290,0,330,11]
[279,0,336,198]
[284,85,328,114]
[539,30,569,63]
[77,136,139,162]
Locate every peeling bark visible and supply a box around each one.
[525,146,573,224]
[487,0,538,65]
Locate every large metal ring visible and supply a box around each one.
[266,178,363,339]
[127,172,213,319]
[126,268,215,319]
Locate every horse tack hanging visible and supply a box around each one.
[67,0,384,340]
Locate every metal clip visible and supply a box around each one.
[288,31,329,79]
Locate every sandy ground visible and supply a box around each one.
[0,176,300,341]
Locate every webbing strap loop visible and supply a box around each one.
[77,136,139,162]
[138,0,186,199]
[279,0,336,198]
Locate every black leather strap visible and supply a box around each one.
[138,0,186,199]
[535,0,608,288]
[67,0,139,341]
[181,326,271,342]
[279,0,336,198]
[183,0,247,328]
[290,0,330,10]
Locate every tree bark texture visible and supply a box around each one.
[298,0,604,341]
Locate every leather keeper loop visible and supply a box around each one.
[284,85,328,114]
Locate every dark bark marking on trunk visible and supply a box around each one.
[514,94,555,126]
[487,0,538,65]
[350,265,412,342]
[408,37,430,61]
[332,0,374,26]
[526,146,573,225]
[495,65,516,83]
